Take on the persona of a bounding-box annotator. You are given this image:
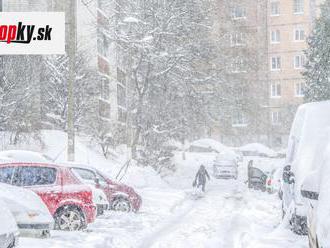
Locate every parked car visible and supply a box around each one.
[0,199,19,248]
[213,151,238,179]
[265,167,283,194]
[64,163,142,212]
[300,127,330,247]
[0,162,97,231]
[247,163,267,191]
[282,101,330,235]
[0,182,53,237]
[69,165,109,216]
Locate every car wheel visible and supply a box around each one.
[55,207,85,231]
[111,198,131,212]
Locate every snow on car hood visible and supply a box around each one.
[0,183,53,225]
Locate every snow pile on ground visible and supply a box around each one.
[0,130,166,190]
[239,143,277,157]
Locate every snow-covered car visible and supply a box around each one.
[265,167,282,194]
[69,165,109,216]
[0,163,97,231]
[0,150,52,163]
[238,143,277,158]
[282,101,330,235]
[188,139,227,153]
[300,128,330,247]
[0,199,19,248]
[247,162,267,191]
[65,163,142,212]
[213,151,238,179]
[0,183,53,237]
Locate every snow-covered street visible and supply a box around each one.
[19,165,307,248]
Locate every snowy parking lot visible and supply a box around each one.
[19,163,307,248]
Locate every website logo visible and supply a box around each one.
[0,12,65,54]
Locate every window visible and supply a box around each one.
[99,100,110,118]
[72,168,96,183]
[117,84,126,107]
[118,108,127,123]
[95,172,108,186]
[294,55,305,69]
[231,6,246,19]
[293,0,304,14]
[271,30,280,43]
[98,33,109,58]
[295,82,305,97]
[100,78,110,100]
[117,68,126,86]
[270,1,280,16]
[271,56,281,70]
[271,111,281,125]
[232,110,248,127]
[0,167,15,184]
[12,167,57,186]
[230,33,245,46]
[231,57,246,73]
[270,82,281,97]
[294,27,305,41]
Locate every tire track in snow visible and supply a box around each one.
[137,192,204,248]
[138,182,240,248]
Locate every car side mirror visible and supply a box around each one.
[301,171,319,201]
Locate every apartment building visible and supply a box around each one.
[211,0,269,146]
[267,0,323,147]
[2,0,128,142]
[211,0,324,147]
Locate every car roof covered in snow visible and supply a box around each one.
[60,162,98,171]
[189,139,227,152]
[215,149,238,162]
[0,150,52,163]
[238,143,276,157]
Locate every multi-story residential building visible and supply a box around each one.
[211,0,324,148]
[210,0,269,146]
[2,0,128,142]
[267,0,323,147]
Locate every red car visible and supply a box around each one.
[0,163,97,231]
[65,163,142,212]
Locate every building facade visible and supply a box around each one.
[212,0,323,148]
[267,0,323,147]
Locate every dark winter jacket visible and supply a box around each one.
[194,166,210,187]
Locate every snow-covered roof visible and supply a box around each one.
[238,143,276,157]
[189,139,227,152]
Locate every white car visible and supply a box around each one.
[282,101,330,235]
[213,150,238,179]
[65,163,109,216]
[0,199,19,248]
[300,127,330,247]
[0,183,54,237]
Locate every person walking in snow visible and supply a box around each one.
[193,165,210,192]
